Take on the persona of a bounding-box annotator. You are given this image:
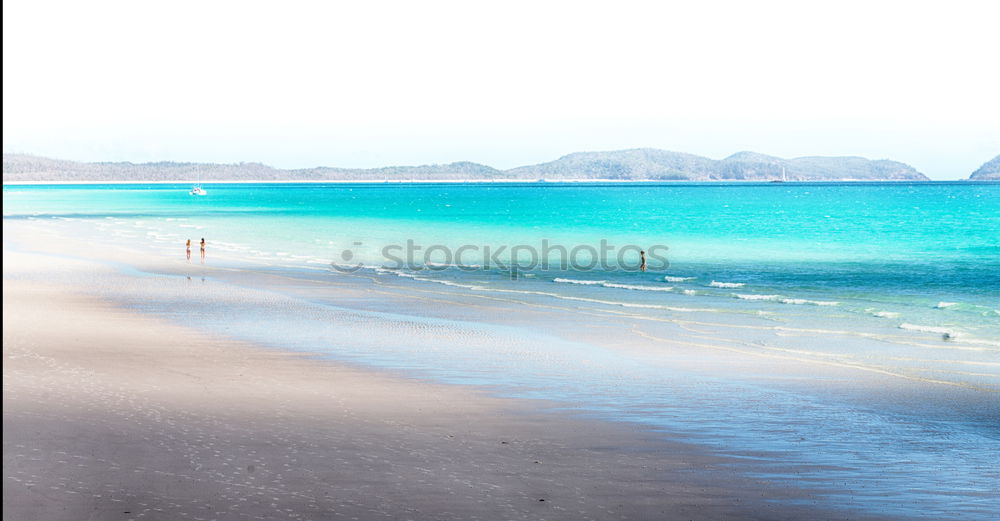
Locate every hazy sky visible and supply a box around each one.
[3,0,998,179]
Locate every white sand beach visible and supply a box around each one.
[5,217,997,520]
[2,228,866,521]
[6,0,1000,518]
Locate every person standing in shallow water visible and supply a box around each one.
[186,239,192,261]
[639,250,647,272]
[200,238,206,263]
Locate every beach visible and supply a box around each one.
[2,233,860,521]
[4,182,999,520]
[6,0,1000,516]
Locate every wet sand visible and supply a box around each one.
[2,244,863,521]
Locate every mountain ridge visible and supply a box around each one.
[969,154,1000,180]
[2,149,931,182]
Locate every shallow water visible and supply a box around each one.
[4,182,1000,518]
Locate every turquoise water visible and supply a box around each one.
[5,181,1000,518]
[6,182,998,264]
[5,182,999,336]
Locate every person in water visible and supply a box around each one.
[639,250,647,272]
[186,239,192,261]
[200,238,206,263]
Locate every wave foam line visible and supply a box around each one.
[780,298,840,306]
[709,281,745,288]
[548,294,711,312]
[895,325,1000,347]
[734,294,839,306]
[734,294,781,301]
[553,278,606,285]
[602,283,674,292]
[385,274,716,312]
[899,323,958,336]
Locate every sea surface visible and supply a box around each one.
[4,181,999,518]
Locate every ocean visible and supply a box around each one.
[4,181,999,518]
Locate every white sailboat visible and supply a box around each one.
[189,170,207,196]
[771,166,787,183]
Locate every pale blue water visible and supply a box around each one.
[6,182,999,339]
[4,181,1000,518]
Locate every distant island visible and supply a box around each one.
[1,149,935,183]
[969,154,1000,181]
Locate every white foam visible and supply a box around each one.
[394,275,717,313]
[733,293,839,306]
[553,278,606,285]
[427,279,482,289]
[735,294,781,301]
[665,276,696,282]
[899,323,958,337]
[601,283,673,292]
[710,281,745,288]
[555,295,706,312]
[935,302,958,309]
[780,298,840,306]
[872,311,901,318]
[682,289,698,296]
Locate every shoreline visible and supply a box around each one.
[2,245,855,520]
[4,216,998,520]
